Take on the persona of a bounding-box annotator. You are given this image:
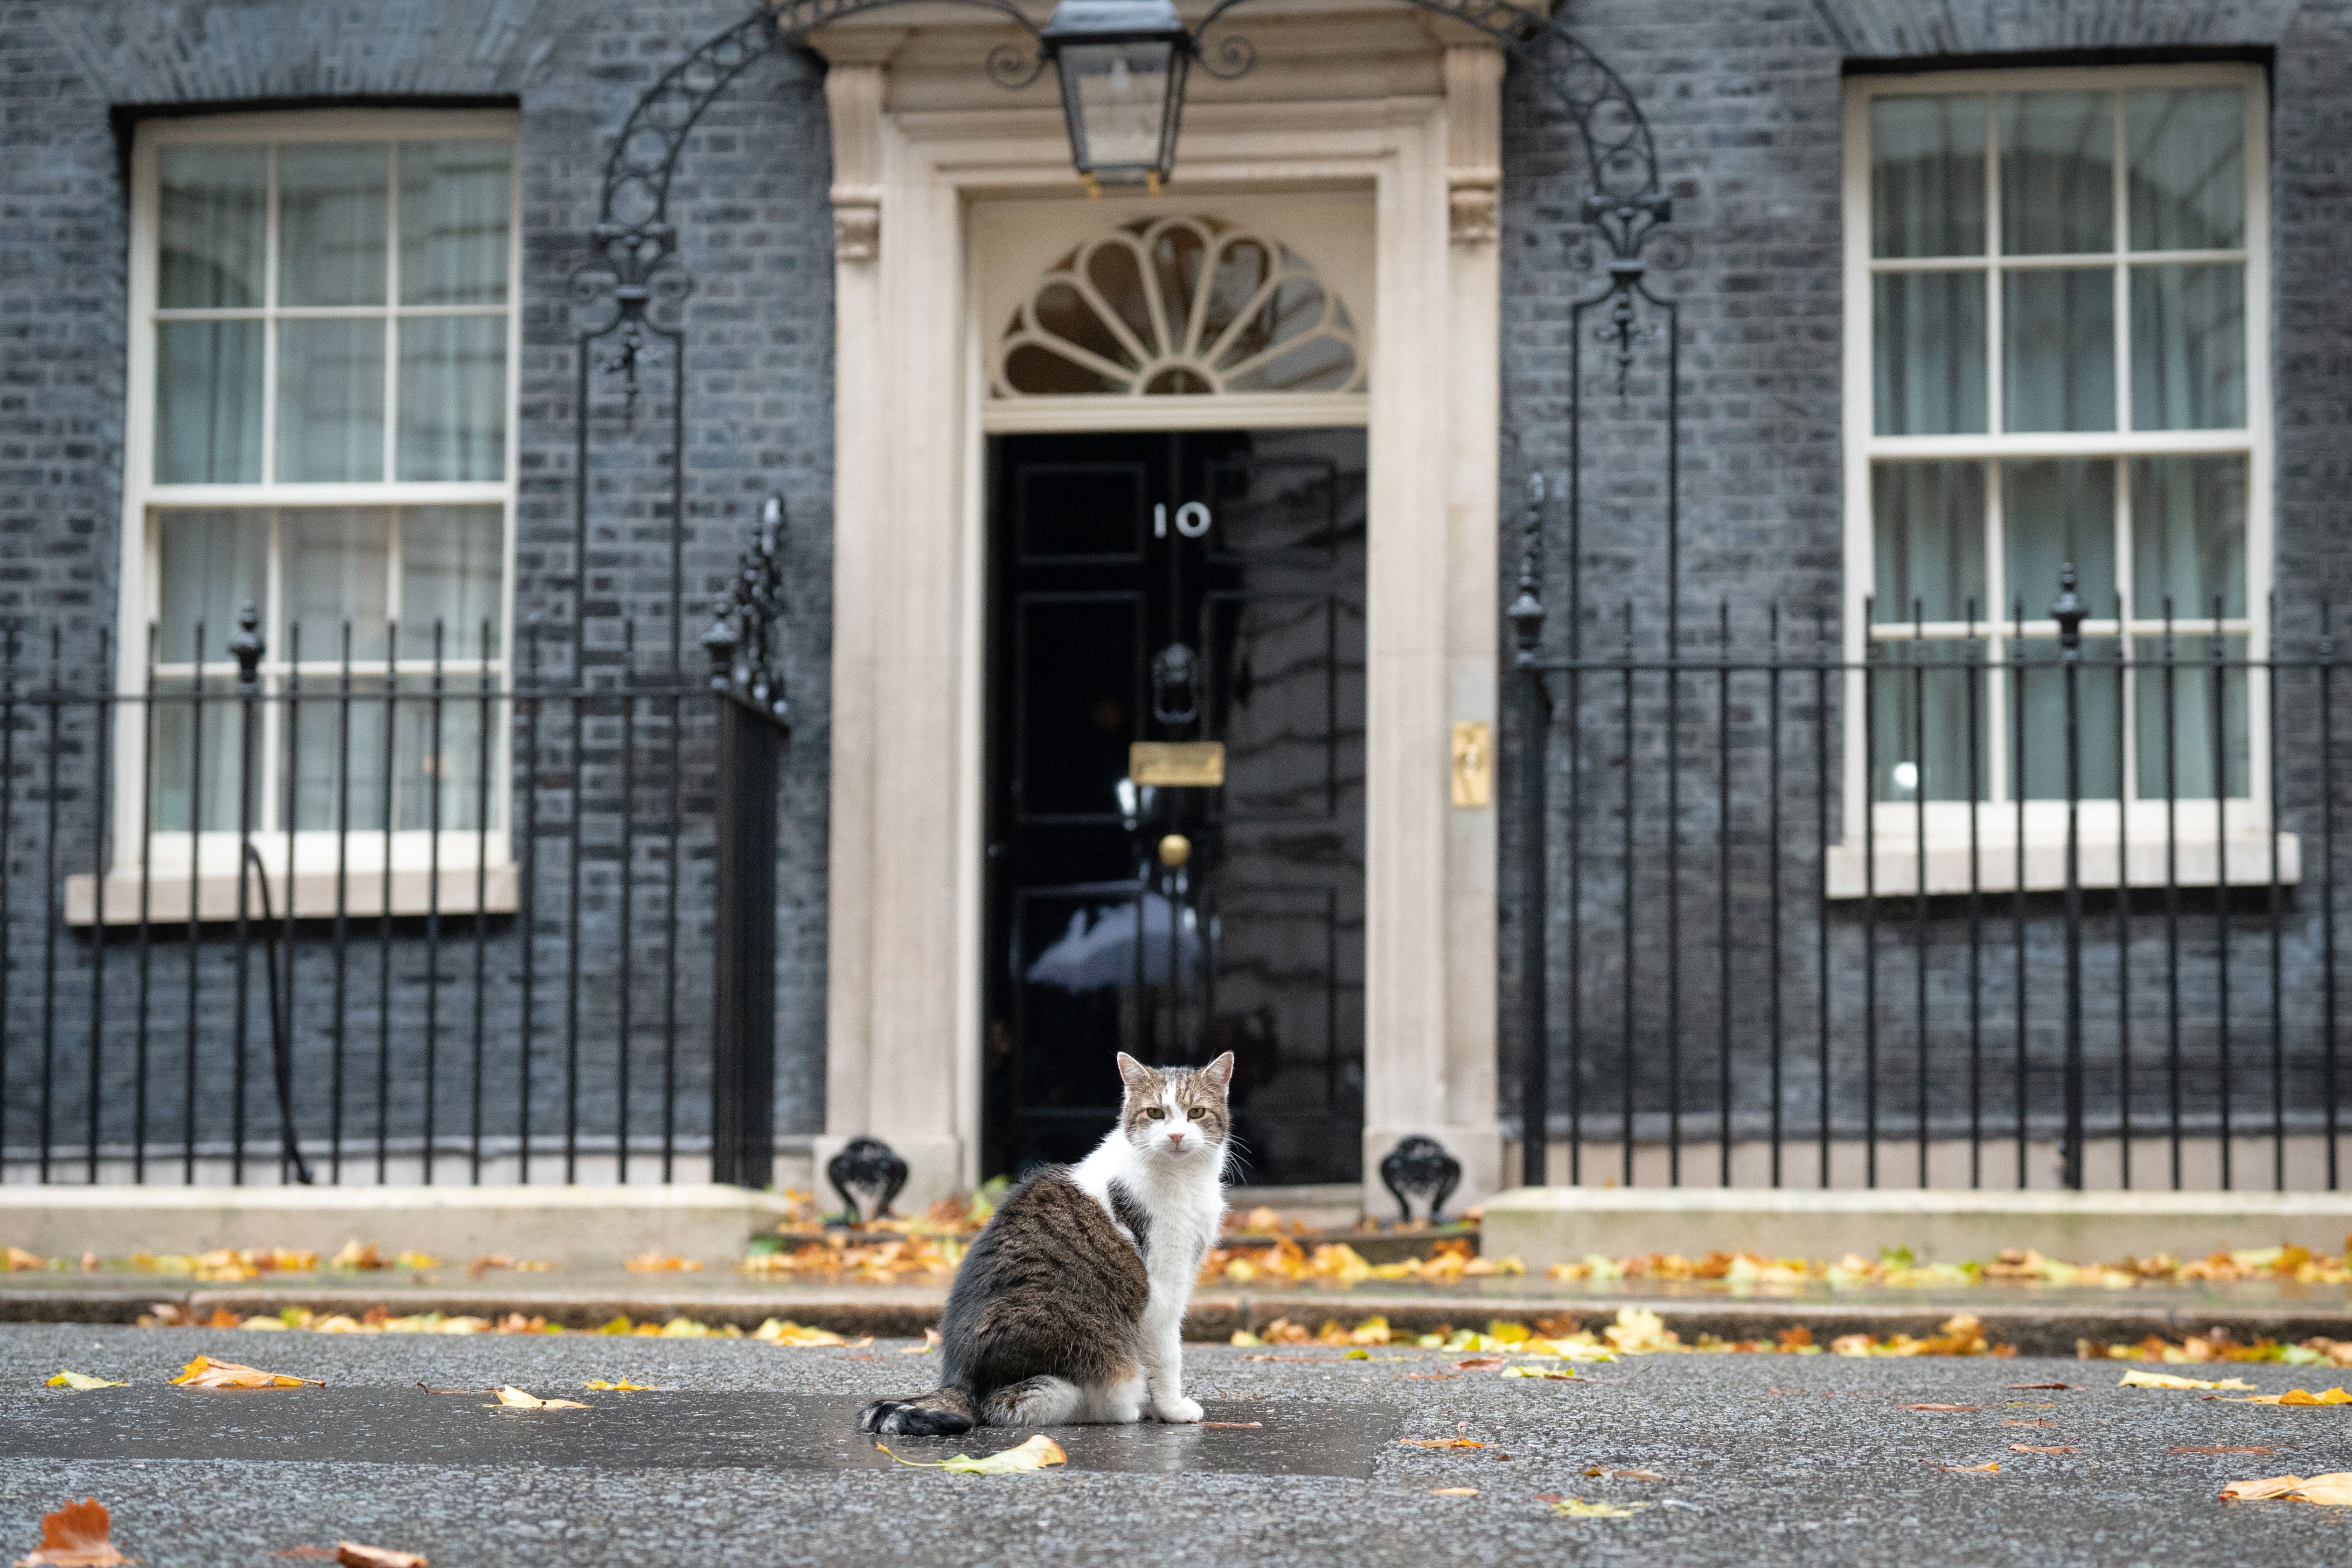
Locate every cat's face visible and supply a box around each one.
[1114,1051,1233,1165]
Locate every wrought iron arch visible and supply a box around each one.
[568,0,1679,671]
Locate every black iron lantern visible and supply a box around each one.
[1041,0,1192,195]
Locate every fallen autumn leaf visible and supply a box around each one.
[42,1373,124,1391]
[2118,1370,2256,1391]
[1551,1499,1650,1519]
[14,1499,131,1567]
[1919,1460,2000,1473]
[1429,1488,1479,1497]
[877,1434,1069,1474]
[1584,1469,1666,1481]
[168,1356,320,1389]
[1904,1404,1979,1411]
[1501,1365,1578,1380]
[2004,1382,2076,1390]
[2214,1387,2352,1406]
[335,1545,427,1568]
[2172,1446,2272,1455]
[487,1387,589,1409]
[1197,1422,1263,1429]
[1400,1424,1489,1450]
[2220,1473,2352,1506]
[2010,1445,2076,1455]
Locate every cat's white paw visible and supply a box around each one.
[1153,1395,1204,1424]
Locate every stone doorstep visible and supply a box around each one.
[0,1184,803,1272]
[1481,1186,2352,1273]
[4,1282,2347,1359]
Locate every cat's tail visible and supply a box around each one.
[858,1385,979,1436]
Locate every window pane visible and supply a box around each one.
[278,143,389,308]
[155,320,263,483]
[398,140,512,306]
[2010,638,2122,800]
[293,673,389,832]
[155,508,266,664]
[150,676,244,833]
[2002,268,2115,432]
[2131,634,2248,800]
[1998,91,2114,255]
[396,316,506,481]
[158,146,265,309]
[1872,460,1985,623]
[2130,455,2246,621]
[1870,641,1987,802]
[2126,88,2244,251]
[283,507,392,655]
[1871,96,1986,258]
[1873,272,1986,435]
[277,319,386,482]
[393,679,489,831]
[2003,459,2117,619]
[400,504,504,650]
[2130,263,2245,430]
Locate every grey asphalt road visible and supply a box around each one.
[1,1324,2346,1567]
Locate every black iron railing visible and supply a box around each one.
[0,538,791,1187]
[1511,564,2346,1192]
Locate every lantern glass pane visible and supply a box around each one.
[1062,40,1175,174]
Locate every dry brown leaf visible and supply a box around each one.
[14,1498,132,1567]
[168,1356,320,1390]
[1919,1460,2000,1474]
[1197,1421,1262,1429]
[1532,1493,1564,1503]
[1904,1404,1979,1412]
[622,1251,703,1273]
[1454,1357,1505,1371]
[2010,1445,2076,1455]
[2004,1382,2076,1390]
[3,1247,49,1272]
[334,1544,428,1568]
[1400,1424,1489,1450]
[2172,1445,2272,1455]
[486,1386,588,1410]
[1583,1468,1666,1481]
[2217,1472,2352,1505]
[2000,1421,2056,1428]
[1428,1488,1479,1497]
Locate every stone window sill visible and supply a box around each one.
[1826,832,2299,900]
[65,864,519,927]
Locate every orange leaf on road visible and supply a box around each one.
[2220,1472,2352,1505]
[14,1498,131,1567]
[335,1545,428,1568]
[168,1356,320,1389]
[2010,1445,2076,1455]
[1919,1460,1999,1473]
[1904,1404,1979,1412]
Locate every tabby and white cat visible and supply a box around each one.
[858,1051,1232,1434]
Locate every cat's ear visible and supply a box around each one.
[1115,1052,1155,1094]
[1201,1052,1235,1092]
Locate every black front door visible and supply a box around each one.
[983,428,1366,1186]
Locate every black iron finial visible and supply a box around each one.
[1507,471,1547,666]
[229,601,265,693]
[701,591,738,693]
[2052,564,2085,660]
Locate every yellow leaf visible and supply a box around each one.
[1552,1498,1650,1519]
[1341,1349,1370,1361]
[2118,1370,2255,1391]
[2223,1473,2317,1502]
[1501,1364,1578,1380]
[2224,1386,2352,1406]
[876,1433,1069,1474]
[581,1380,660,1392]
[43,1372,125,1391]
[2287,1473,2352,1505]
[1428,1488,1479,1497]
[487,1386,589,1409]
[168,1355,320,1389]
[899,1328,942,1355]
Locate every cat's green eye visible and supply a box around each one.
[1186,1106,1203,1120]
[1144,1107,1165,1120]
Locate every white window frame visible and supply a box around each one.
[1835,63,2286,897]
[90,108,523,924]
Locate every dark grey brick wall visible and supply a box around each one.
[1497,0,2352,1166]
[0,0,835,1175]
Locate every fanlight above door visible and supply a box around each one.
[995,215,1365,398]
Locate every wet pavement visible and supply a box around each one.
[5,1324,2352,1565]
